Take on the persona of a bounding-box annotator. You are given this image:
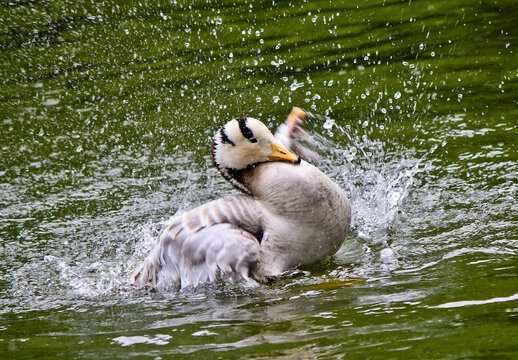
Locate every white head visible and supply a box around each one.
[211,117,300,194]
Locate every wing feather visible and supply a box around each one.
[133,195,262,289]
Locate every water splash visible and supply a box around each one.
[0,112,438,308]
[302,113,436,271]
[69,115,433,295]
[313,115,429,237]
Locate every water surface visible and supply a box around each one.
[1,0,517,358]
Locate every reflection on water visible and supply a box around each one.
[1,0,517,358]
[112,334,172,347]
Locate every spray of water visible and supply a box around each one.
[25,113,438,301]
[303,113,435,273]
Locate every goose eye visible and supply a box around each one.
[249,137,258,143]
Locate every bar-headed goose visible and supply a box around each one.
[133,108,351,289]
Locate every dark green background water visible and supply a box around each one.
[1,0,517,358]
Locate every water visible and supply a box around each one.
[1,0,517,358]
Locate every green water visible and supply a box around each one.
[1,0,517,358]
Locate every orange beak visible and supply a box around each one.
[268,142,300,163]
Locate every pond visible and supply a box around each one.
[1,0,517,358]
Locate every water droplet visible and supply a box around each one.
[323,119,335,130]
[42,98,60,106]
[290,80,304,91]
[394,91,401,100]
[380,248,398,266]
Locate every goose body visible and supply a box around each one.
[133,108,351,289]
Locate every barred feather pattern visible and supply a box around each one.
[133,195,263,289]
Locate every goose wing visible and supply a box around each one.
[133,195,263,289]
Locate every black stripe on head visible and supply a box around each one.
[219,127,235,146]
[236,117,258,143]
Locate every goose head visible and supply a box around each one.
[211,117,300,194]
